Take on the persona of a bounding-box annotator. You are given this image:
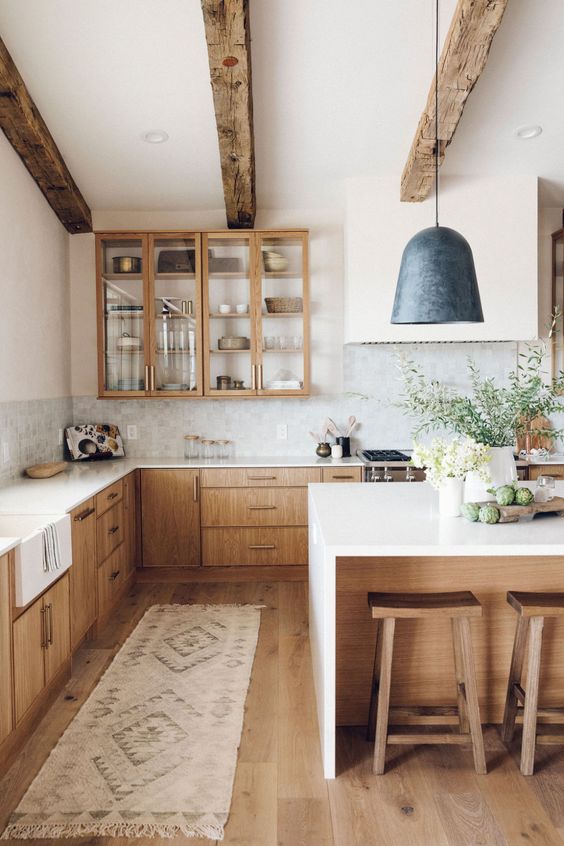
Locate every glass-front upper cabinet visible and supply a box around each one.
[150,234,202,396]
[202,233,256,396]
[256,232,309,396]
[96,235,149,396]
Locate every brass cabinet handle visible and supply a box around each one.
[40,607,48,649]
[257,364,263,390]
[248,544,276,550]
[331,475,355,479]
[150,365,156,392]
[193,475,199,503]
[74,506,95,522]
[145,364,150,391]
[108,525,120,535]
[248,505,276,510]
[247,475,277,480]
[251,364,256,390]
[107,492,119,501]
[48,604,53,645]
[109,570,121,581]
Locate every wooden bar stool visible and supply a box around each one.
[367,590,486,775]
[502,591,564,775]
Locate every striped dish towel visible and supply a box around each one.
[42,523,62,573]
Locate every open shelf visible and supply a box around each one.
[154,272,196,280]
[103,273,143,281]
[262,312,303,318]
[208,272,250,279]
[209,349,250,354]
[209,312,250,319]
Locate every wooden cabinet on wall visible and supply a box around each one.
[95,230,309,399]
[69,498,97,650]
[0,554,13,745]
[12,574,70,724]
[141,469,200,567]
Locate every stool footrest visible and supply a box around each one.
[512,683,526,704]
[387,732,472,745]
[536,734,564,745]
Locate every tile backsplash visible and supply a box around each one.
[0,397,73,482]
[74,342,519,458]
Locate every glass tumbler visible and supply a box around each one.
[183,435,200,460]
[201,439,215,460]
[535,475,555,502]
[215,439,229,460]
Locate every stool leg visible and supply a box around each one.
[521,616,544,776]
[373,617,395,775]
[456,616,487,775]
[367,620,381,742]
[451,617,469,734]
[501,616,529,743]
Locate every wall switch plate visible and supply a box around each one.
[126,425,138,440]
[58,428,64,446]
[276,423,288,441]
[2,443,9,464]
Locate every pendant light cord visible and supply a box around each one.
[435,0,439,228]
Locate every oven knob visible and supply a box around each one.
[370,468,382,482]
[383,466,393,482]
[405,467,415,482]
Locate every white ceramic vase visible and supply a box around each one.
[438,477,464,517]
[464,445,517,503]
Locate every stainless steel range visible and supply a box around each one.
[357,449,426,482]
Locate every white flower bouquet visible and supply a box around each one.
[410,438,491,490]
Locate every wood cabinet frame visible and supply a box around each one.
[96,229,309,399]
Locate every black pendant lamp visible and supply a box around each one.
[391,0,484,325]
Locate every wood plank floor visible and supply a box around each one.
[2,580,564,845]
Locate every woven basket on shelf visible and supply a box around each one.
[264,296,303,314]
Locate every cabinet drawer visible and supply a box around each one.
[528,465,564,481]
[97,546,125,620]
[202,527,307,566]
[96,501,124,564]
[321,466,363,483]
[200,467,321,488]
[96,479,123,516]
[201,487,308,527]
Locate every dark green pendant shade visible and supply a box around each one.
[390,225,484,324]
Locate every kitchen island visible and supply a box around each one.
[308,482,564,778]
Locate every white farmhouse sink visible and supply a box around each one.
[0,514,72,606]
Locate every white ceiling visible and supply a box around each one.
[0,0,562,214]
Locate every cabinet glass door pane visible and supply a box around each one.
[101,238,145,393]
[206,237,254,394]
[260,237,305,392]
[153,237,200,394]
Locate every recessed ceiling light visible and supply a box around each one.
[515,125,542,140]
[142,130,169,144]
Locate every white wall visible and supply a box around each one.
[70,208,344,396]
[0,131,70,401]
[344,175,538,343]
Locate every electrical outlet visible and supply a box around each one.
[276,423,288,441]
[58,428,64,446]
[126,424,138,440]
[2,443,9,464]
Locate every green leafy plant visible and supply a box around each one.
[396,313,564,448]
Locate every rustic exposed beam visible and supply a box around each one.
[201,0,256,229]
[0,36,91,233]
[401,0,508,203]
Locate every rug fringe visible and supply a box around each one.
[1,821,225,840]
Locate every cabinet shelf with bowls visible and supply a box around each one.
[96,229,309,398]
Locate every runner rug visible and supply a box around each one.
[2,604,262,840]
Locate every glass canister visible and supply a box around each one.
[183,434,200,460]
[534,475,555,502]
[215,439,230,459]
[201,439,215,460]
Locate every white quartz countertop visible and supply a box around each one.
[0,455,362,519]
[308,481,564,557]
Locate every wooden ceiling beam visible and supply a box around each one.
[201,0,256,229]
[0,36,92,233]
[401,0,509,203]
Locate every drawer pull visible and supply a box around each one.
[248,505,277,510]
[46,604,53,645]
[109,570,121,581]
[108,525,120,535]
[193,475,199,503]
[74,506,95,522]
[107,492,119,501]
[331,474,355,479]
[248,544,276,550]
[247,475,277,480]
[40,607,48,648]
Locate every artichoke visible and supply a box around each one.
[479,504,501,524]
[461,502,481,522]
[514,487,534,506]
[489,485,515,506]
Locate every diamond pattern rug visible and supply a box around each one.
[2,604,262,840]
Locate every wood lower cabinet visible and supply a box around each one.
[12,573,70,724]
[528,464,564,481]
[98,545,126,619]
[69,498,97,650]
[200,467,321,488]
[202,527,308,566]
[321,466,363,483]
[201,487,308,528]
[0,554,13,744]
[141,469,201,567]
[123,471,138,576]
[96,501,124,564]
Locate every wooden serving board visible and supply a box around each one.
[25,460,67,479]
[476,496,564,523]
